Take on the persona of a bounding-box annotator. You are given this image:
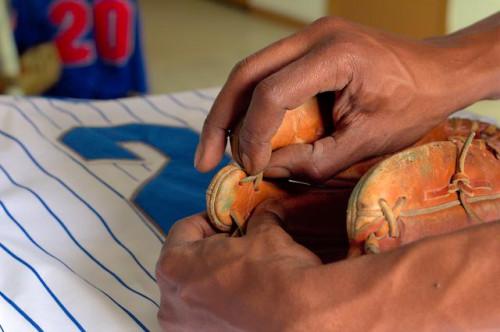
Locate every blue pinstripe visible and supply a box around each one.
[87,102,112,124]
[114,163,140,182]
[0,130,159,308]
[116,99,145,123]
[0,290,43,332]
[165,94,209,115]
[0,165,149,330]
[141,97,193,128]
[0,101,164,242]
[193,90,216,101]
[0,102,159,282]
[23,99,63,130]
[48,100,84,125]
[0,244,85,331]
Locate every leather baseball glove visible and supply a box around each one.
[347,134,500,256]
[206,98,500,256]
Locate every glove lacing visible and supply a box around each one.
[364,132,484,254]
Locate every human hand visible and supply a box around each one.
[195,16,499,181]
[156,209,500,331]
[155,206,322,331]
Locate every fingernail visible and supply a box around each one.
[240,152,254,174]
[264,167,291,178]
[194,143,203,169]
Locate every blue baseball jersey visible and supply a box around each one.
[11,0,148,99]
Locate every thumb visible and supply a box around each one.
[165,213,218,248]
[264,129,367,182]
[245,200,287,236]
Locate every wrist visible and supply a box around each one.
[429,23,500,112]
[284,262,388,331]
[293,222,500,330]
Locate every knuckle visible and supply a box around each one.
[312,16,334,29]
[253,78,282,106]
[230,55,258,81]
[307,140,332,182]
[311,16,330,28]
[155,249,180,282]
[312,16,346,30]
[238,124,267,146]
[305,164,324,183]
[165,220,186,242]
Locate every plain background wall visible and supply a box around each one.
[447,0,500,120]
[447,0,500,31]
[249,0,326,22]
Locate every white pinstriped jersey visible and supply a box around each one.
[0,88,226,331]
[0,88,495,331]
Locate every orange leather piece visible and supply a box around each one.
[207,164,292,232]
[206,164,353,262]
[230,98,327,166]
[269,98,327,150]
[337,117,500,180]
[230,95,499,181]
[417,117,500,148]
[347,139,500,256]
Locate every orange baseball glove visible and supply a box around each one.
[348,134,500,256]
[206,97,500,257]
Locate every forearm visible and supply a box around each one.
[292,221,500,331]
[434,12,500,103]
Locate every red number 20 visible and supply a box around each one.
[49,0,134,67]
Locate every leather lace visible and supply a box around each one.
[448,133,484,222]
[364,133,484,254]
[229,172,264,237]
